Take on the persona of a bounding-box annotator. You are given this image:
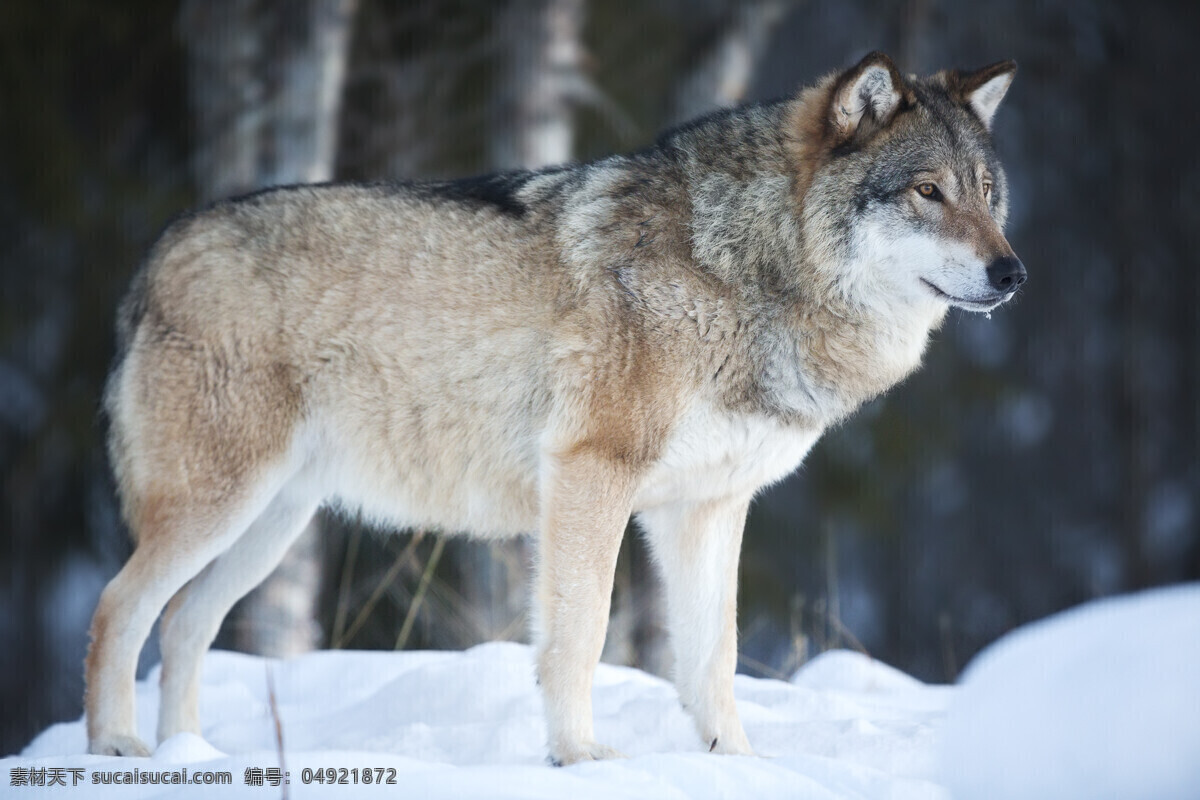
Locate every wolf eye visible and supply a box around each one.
[915,182,942,201]
[982,180,994,202]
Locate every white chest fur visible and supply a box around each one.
[635,403,821,510]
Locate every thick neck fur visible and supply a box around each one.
[666,92,947,428]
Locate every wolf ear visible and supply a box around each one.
[829,52,911,142]
[950,60,1017,130]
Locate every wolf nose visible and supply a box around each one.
[987,256,1027,293]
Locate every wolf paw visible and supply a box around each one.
[547,741,626,766]
[89,733,152,758]
[708,733,756,756]
[700,721,755,756]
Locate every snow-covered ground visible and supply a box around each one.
[943,582,1200,800]
[8,584,1199,798]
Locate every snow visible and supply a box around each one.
[11,643,949,799]
[943,582,1200,800]
[7,583,1198,798]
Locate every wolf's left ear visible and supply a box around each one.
[829,52,912,143]
[950,60,1017,130]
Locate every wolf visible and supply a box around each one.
[85,51,1024,764]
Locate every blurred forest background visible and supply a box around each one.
[2,0,1198,756]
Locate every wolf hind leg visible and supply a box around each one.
[638,493,755,756]
[157,480,320,744]
[85,480,289,757]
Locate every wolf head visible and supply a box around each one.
[790,52,1024,314]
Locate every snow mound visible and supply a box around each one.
[11,642,948,799]
[154,733,227,764]
[942,583,1200,799]
[14,585,1196,798]
[792,649,928,694]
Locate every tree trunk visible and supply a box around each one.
[490,0,585,170]
[179,0,264,204]
[669,0,791,126]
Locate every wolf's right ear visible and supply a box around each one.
[828,52,912,143]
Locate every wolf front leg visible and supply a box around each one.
[639,493,755,755]
[534,448,637,766]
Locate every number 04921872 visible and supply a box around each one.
[300,767,398,785]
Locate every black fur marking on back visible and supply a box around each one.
[214,182,338,213]
[422,170,549,217]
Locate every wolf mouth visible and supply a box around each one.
[920,279,1008,311]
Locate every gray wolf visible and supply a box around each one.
[86,51,1023,764]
